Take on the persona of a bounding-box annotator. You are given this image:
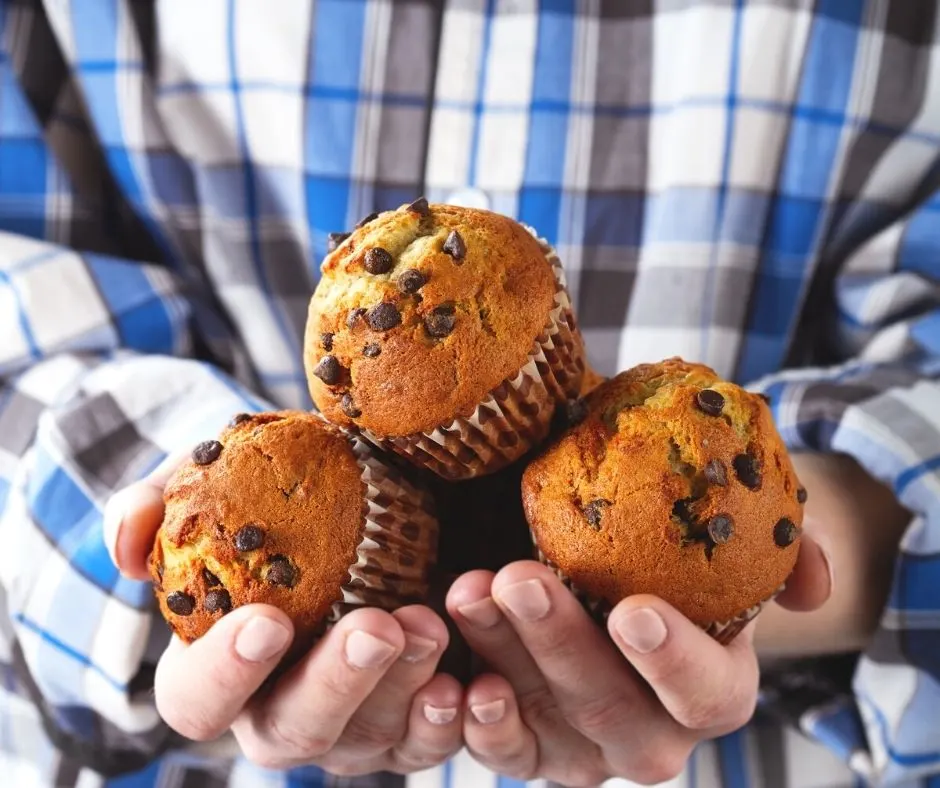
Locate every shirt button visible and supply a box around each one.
[445,188,490,210]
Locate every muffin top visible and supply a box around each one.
[151,411,366,646]
[304,201,558,437]
[521,358,805,625]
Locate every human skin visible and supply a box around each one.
[104,450,902,782]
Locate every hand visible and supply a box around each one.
[446,538,832,786]
[104,450,463,775]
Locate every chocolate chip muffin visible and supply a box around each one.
[304,199,585,480]
[150,411,438,663]
[521,358,805,644]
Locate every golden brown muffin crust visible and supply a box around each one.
[151,411,365,652]
[304,203,558,437]
[521,358,804,625]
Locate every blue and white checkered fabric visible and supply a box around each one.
[0,1,938,786]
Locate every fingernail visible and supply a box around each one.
[615,608,667,654]
[345,630,397,670]
[470,699,506,725]
[235,617,291,663]
[423,704,457,725]
[400,633,438,663]
[496,579,550,622]
[457,597,502,629]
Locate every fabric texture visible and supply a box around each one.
[0,0,938,785]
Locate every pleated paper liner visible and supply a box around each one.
[533,540,783,646]
[325,434,439,625]
[358,230,586,481]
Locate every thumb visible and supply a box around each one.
[608,595,759,734]
[104,446,191,580]
[155,604,294,741]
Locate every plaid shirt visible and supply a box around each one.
[0,0,938,786]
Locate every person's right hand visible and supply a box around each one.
[104,449,463,776]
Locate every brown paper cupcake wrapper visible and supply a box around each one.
[533,538,783,646]
[325,435,439,625]
[359,230,585,480]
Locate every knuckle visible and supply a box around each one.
[268,718,334,759]
[568,692,629,737]
[677,685,755,731]
[676,695,721,730]
[517,686,560,729]
[557,762,608,788]
[393,748,452,773]
[341,717,400,754]
[628,745,690,785]
[722,689,758,732]
[319,758,372,777]
[237,736,294,772]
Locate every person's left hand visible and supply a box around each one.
[445,533,832,787]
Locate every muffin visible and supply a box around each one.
[149,410,438,664]
[521,358,805,644]
[304,199,585,480]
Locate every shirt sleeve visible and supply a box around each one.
[753,188,940,785]
[0,232,273,775]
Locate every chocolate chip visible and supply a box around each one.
[166,591,195,616]
[707,514,734,545]
[704,459,728,486]
[201,568,221,587]
[364,247,394,275]
[327,232,349,252]
[347,307,367,328]
[356,212,379,228]
[582,499,611,529]
[341,393,361,418]
[321,332,334,351]
[758,393,772,405]
[366,302,402,331]
[442,230,466,262]
[229,413,251,428]
[313,355,343,385]
[363,343,381,358]
[733,453,762,489]
[204,589,231,614]
[797,487,808,504]
[696,389,725,416]
[234,524,265,552]
[425,303,457,338]
[192,440,223,465]
[774,517,800,547]
[266,556,297,587]
[398,268,427,295]
[565,398,588,426]
[408,197,430,216]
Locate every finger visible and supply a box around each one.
[336,606,449,758]
[234,608,405,767]
[609,594,759,735]
[104,446,191,579]
[462,673,538,782]
[775,533,833,612]
[488,562,673,749]
[154,604,293,741]
[446,570,546,698]
[390,672,464,773]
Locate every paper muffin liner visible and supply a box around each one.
[324,434,439,627]
[532,537,783,646]
[358,229,586,480]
